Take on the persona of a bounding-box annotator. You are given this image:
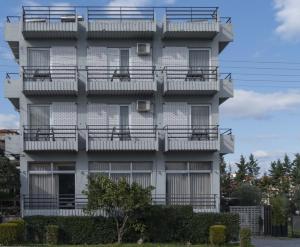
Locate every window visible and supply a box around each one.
[190,105,211,140]
[119,105,130,140]
[188,49,210,80]
[28,105,51,141]
[28,162,75,209]
[88,161,152,188]
[28,48,50,79]
[166,162,212,207]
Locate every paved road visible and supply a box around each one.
[253,237,300,247]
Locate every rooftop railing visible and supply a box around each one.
[22,6,77,23]
[87,7,155,21]
[87,66,155,81]
[23,125,77,141]
[87,125,157,141]
[165,7,218,21]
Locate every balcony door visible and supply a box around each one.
[28,48,50,79]
[119,105,130,140]
[119,49,130,79]
[28,105,51,141]
[188,49,210,80]
[190,105,210,140]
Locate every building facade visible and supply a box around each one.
[4,6,234,216]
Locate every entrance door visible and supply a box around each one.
[191,105,210,140]
[188,49,210,80]
[58,174,75,209]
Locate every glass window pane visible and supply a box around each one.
[29,163,51,171]
[89,162,109,171]
[111,162,130,171]
[111,173,130,183]
[166,162,187,170]
[132,162,152,171]
[189,162,212,171]
[53,163,75,171]
[132,173,151,188]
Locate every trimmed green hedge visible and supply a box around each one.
[0,223,19,245]
[24,206,239,245]
[46,225,59,245]
[209,225,226,245]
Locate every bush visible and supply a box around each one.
[24,207,240,245]
[7,219,25,242]
[240,228,251,247]
[232,184,262,206]
[46,225,59,245]
[209,225,226,245]
[0,223,18,245]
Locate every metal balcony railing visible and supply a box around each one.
[87,125,157,141]
[165,125,231,141]
[23,125,77,141]
[22,66,78,81]
[6,16,21,23]
[22,6,77,23]
[23,193,217,210]
[164,66,218,81]
[165,7,218,22]
[87,7,155,21]
[87,66,155,81]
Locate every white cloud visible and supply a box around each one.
[274,0,300,41]
[0,114,19,129]
[221,89,300,119]
[253,150,273,159]
[23,0,40,6]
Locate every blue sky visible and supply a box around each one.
[1,0,300,173]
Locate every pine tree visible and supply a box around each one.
[247,154,260,184]
[235,155,248,185]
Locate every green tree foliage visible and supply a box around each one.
[270,194,289,226]
[231,184,262,206]
[83,175,154,244]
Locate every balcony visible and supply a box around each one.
[23,125,78,152]
[163,7,220,39]
[163,66,220,95]
[5,17,20,61]
[22,193,217,216]
[87,66,156,95]
[22,66,78,96]
[87,125,158,151]
[219,74,234,104]
[220,129,234,154]
[164,125,220,152]
[22,6,78,39]
[219,17,234,53]
[87,7,156,39]
[4,73,21,110]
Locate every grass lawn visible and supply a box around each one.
[25,244,239,247]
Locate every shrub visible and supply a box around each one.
[7,219,25,242]
[240,228,251,247]
[209,225,226,245]
[232,184,262,206]
[0,223,18,245]
[24,207,240,245]
[270,194,288,226]
[46,225,59,245]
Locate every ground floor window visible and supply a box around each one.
[166,162,212,207]
[88,161,152,188]
[27,162,75,209]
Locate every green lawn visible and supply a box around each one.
[25,244,239,247]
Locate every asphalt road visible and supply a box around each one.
[252,237,300,247]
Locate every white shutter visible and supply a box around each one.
[162,47,188,67]
[87,104,107,125]
[163,102,189,127]
[52,102,77,125]
[87,47,107,67]
[50,46,76,66]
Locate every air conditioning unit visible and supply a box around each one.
[137,43,151,56]
[136,100,151,112]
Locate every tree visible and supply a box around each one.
[83,175,154,244]
[235,155,248,185]
[247,154,260,184]
[231,184,262,206]
[269,158,290,195]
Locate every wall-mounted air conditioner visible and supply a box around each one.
[136,100,151,112]
[137,43,151,56]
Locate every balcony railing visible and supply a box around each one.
[23,66,77,81]
[165,125,219,140]
[87,125,157,141]
[165,7,218,22]
[23,193,217,211]
[22,6,77,23]
[165,66,218,81]
[87,66,155,81]
[23,125,77,141]
[87,7,155,21]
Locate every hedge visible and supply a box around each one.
[46,225,59,245]
[0,223,19,245]
[24,206,239,245]
[209,225,226,245]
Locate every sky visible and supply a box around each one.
[1,0,300,173]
